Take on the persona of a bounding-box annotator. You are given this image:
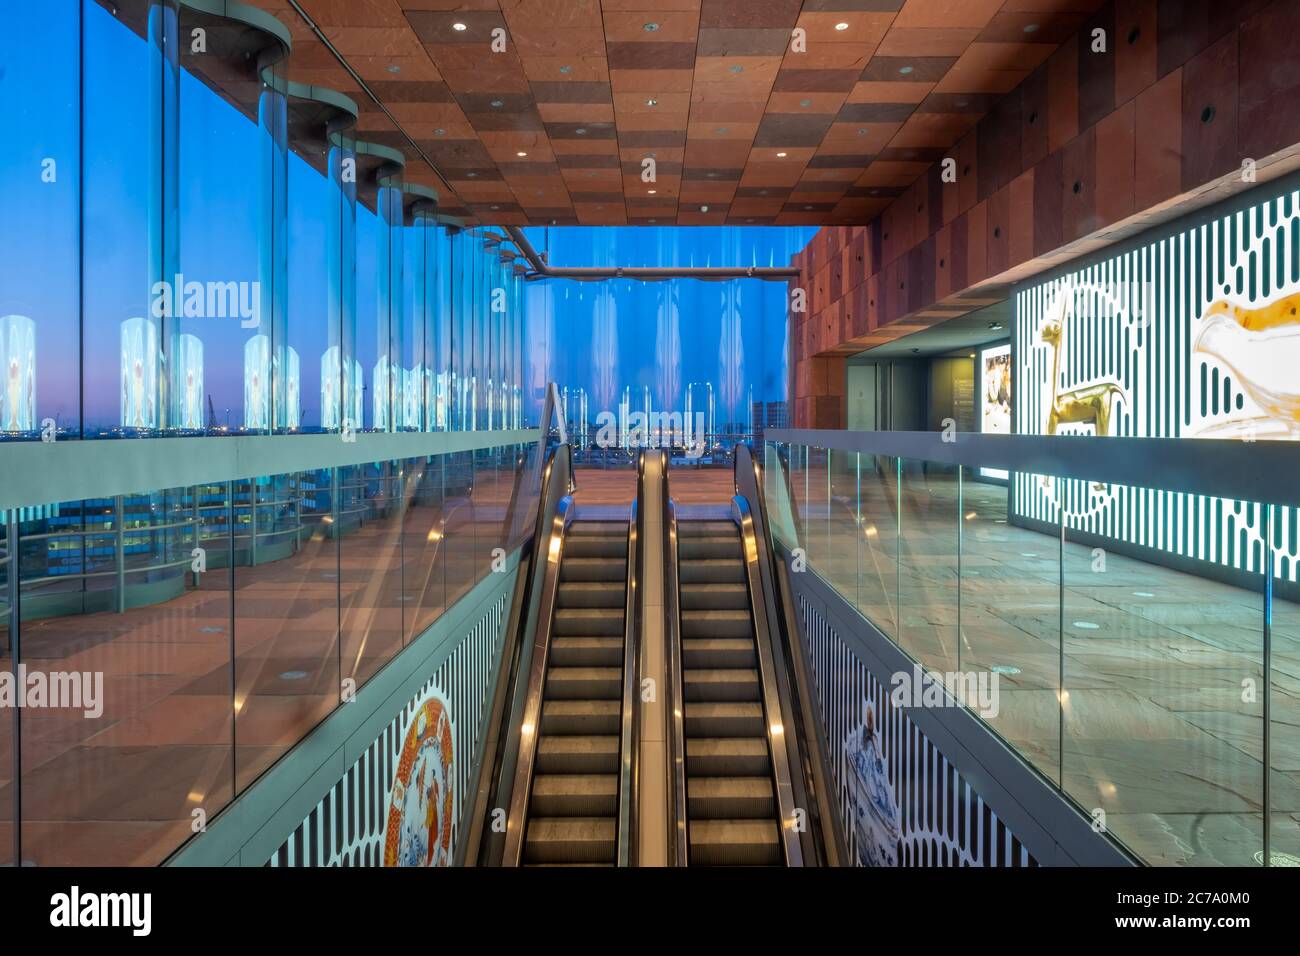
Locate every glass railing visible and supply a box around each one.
[764,431,1299,868]
[0,430,543,866]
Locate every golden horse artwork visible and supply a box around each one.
[1040,294,1129,438]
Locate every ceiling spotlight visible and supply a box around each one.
[452,21,467,31]
[490,99,504,108]
[648,189,657,194]
[988,322,1003,330]
[799,98,812,107]
[729,65,743,73]
[835,22,849,31]
[776,151,787,157]
[434,128,446,136]
[490,204,500,210]
[575,127,587,135]
[1023,23,1039,33]
[898,65,914,75]
[857,128,867,135]
[700,204,709,212]
[646,98,658,106]
[804,205,814,210]
[559,65,572,74]
[467,171,477,177]
[516,151,527,157]
[386,64,400,73]
[643,22,659,31]
[716,127,728,134]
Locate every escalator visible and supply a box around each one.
[675,517,781,865]
[469,431,841,868]
[524,517,630,864]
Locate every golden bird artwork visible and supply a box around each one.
[1194,291,1300,438]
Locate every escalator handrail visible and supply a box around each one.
[731,494,804,867]
[616,452,645,866]
[734,443,848,867]
[466,440,571,865]
[500,491,577,866]
[663,491,689,866]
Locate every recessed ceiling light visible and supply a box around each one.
[799,98,812,107]
[776,151,787,157]
[490,204,499,210]
[729,65,743,73]
[700,204,709,212]
[835,22,849,31]
[1023,23,1039,33]
[716,127,728,134]
[648,218,656,223]
[490,99,504,108]
[758,189,768,195]
[643,22,659,31]
[452,22,467,31]
[646,98,658,106]
[559,65,572,74]
[898,65,914,75]
[988,322,1003,330]
[857,128,867,135]
[434,128,446,136]
[516,151,527,157]
[467,171,477,177]
[648,189,657,194]
[387,64,400,73]
[706,171,717,177]
[804,205,813,210]
[575,127,587,135]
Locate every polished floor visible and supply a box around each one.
[796,463,1300,867]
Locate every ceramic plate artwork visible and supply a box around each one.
[383,695,454,867]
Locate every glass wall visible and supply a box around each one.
[1,439,538,865]
[766,438,1289,867]
[0,1,529,442]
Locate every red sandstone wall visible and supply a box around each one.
[789,0,1300,429]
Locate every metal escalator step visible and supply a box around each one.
[678,583,749,611]
[524,817,616,865]
[546,666,622,699]
[536,735,619,774]
[677,535,740,559]
[685,737,770,776]
[561,557,628,582]
[556,581,625,608]
[563,534,627,559]
[681,609,751,638]
[683,667,759,702]
[678,559,745,584]
[683,701,765,738]
[678,521,737,537]
[553,607,625,636]
[541,699,620,735]
[550,636,624,667]
[681,637,755,669]
[688,819,782,866]
[568,521,628,536]
[530,774,618,816]
[687,776,776,819]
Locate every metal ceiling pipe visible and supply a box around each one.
[502,226,799,282]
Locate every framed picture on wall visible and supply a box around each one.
[979,342,1011,480]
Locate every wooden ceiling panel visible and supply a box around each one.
[256,0,1107,224]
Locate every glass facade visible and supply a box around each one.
[0,0,527,442]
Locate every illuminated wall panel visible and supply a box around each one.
[1014,182,1300,583]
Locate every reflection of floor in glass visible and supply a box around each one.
[0,482,515,867]
[809,475,1299,867]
